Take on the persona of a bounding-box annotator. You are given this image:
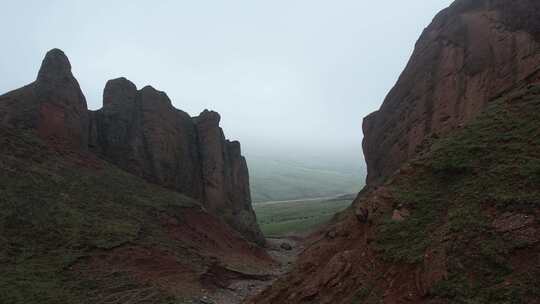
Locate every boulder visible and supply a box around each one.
[280,242,293,251]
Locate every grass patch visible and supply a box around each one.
[254,199,351,237]
[350,283,382,304]
[248,154,364,202]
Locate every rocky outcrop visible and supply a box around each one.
[88,78,204,200]
[88,81,264,245]
[249,63,540,304]
[363,0,540,185]
[195,110,264,245]
[0,50,264,246]
[248,1,540,303]
[0,49,89,149]
[88,82,264,245]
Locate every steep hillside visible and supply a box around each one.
[248,1,540,303]
[363,0,540,185]
[0,127,273,303]
[248,80,540,304]
[0,49,264,245]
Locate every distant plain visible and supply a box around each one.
[248,154,365,203]
[254,198,351,237]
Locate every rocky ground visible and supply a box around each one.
[193,237,304,304]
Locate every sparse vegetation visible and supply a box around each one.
[374,85,540,303]
[0,129,200,303]
[350,283,382,304]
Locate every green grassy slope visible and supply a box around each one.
[374,84,540,302]
[0,128,255,304]
[254,199,351,237]
[248,155,365,203]
[0,129,199,303]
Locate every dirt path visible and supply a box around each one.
[194,237,303,304]
[255,195,347,205]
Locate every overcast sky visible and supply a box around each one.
[1,0,453,161]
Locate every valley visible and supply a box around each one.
[1,1,540,303]
[248,154,364,203]
[254,197,351,237]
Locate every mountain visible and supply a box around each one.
[0,50,271,303]
[0,127,273,303]
[0,49,263,246]
[363,0,540,186]
[0,48,89,150]
[248,1,540,303]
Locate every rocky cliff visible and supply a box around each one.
[248,1,540,303]
[88,78,204,202]
[194,110,263,245]
[0,49,264,246]
[363,0,540,185]
[250,84,540,303]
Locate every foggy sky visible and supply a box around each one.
[1,0,453,160]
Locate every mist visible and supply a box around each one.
[0,0,453,162]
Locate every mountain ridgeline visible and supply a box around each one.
[0,49,264,246]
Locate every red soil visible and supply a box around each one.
[162,208,276,272]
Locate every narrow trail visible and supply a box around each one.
[197,237,304,304]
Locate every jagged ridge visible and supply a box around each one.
[0,49,264,245]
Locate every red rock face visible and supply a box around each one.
[89,83,264,246]
[248,1,540,303]
[89,79,204,201]
[0,49,88,149]
[363,0,540,185]
[194,110,227,210]
[195,111,265,245]
[38,103,67,141]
